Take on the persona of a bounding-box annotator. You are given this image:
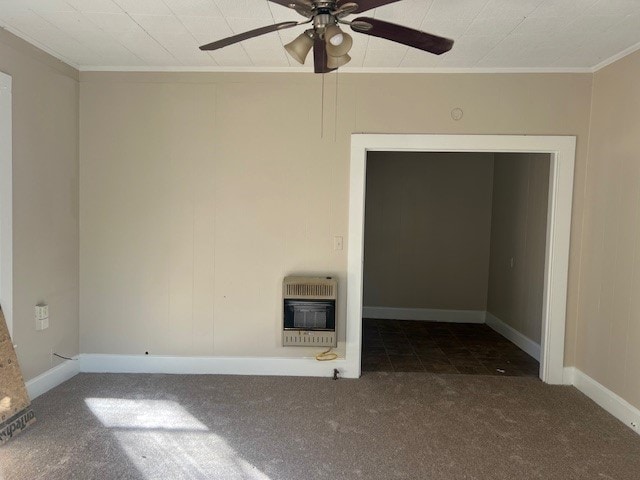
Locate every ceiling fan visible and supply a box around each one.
[199,0,454,73]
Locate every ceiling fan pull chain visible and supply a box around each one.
[334,68,339,142]
[320,72,325,139]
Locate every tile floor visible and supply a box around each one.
[362,318,540,376]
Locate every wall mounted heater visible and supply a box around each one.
[283,276,337,347]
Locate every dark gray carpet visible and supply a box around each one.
[1,372,639,480]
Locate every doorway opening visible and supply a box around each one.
[0,71,12,337]
[361,151,548,378]
[345,135,576,385]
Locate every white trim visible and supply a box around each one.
[540,136,575,385]
[485,312,541,362]
[78,65,593,74]
[592,40,640,73]
[0,71,12,337]
[363,306,485,323]
[568,367,640,436]
[25,359,80,400]
[79,354,357,379]
[348,135,576,385]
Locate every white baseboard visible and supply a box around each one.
[565,366,640,435]
[485,312,541,361]
[24,353,356,398]
[26,358,80,400]
[79,354,357,379]
[362,306,486,323]
[22,357,640,436]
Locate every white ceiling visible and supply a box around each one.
[1,0,639,71]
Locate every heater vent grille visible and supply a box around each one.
[286,283,334,298]
[283,276,337,300]
[283,331,336,347]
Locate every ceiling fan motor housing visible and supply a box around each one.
[312,1,338,10]
[313,14,336,37]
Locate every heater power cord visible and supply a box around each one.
[53,353,77,361]
[315,347,338,361]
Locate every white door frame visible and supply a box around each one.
[344,134,576,385]
[0,71,13,337]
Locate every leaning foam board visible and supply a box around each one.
[0,307,35,444]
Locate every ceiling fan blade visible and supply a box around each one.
[351,17,454,55]
[337,0,402,14]
[313,37,336,74]
[268,0,313,10]
[199,21,299,51]
[268,0,313,18]
[334,2,359,18]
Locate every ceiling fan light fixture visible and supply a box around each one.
[325,24,345,44]
[330,33,344,46]
[326,30,353,57]
[326,53,351,69]
[284,30,314,64]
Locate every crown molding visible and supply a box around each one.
[592,40,640,73]
[79,65,593,74]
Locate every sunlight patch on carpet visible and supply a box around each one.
[85,397,273,479]
[85,398,208,431]
[115,430,273,480]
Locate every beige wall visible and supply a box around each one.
[576,48,640,409]
[79,74,349,357]
[0,30,79,381]
[363,152,494,311]
[487,153,550,344]
[79,71,592,360]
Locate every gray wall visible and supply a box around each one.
[362,150,551,346]
[487,153,551,344]
[363,152,495,311]
[0,30,79,380]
